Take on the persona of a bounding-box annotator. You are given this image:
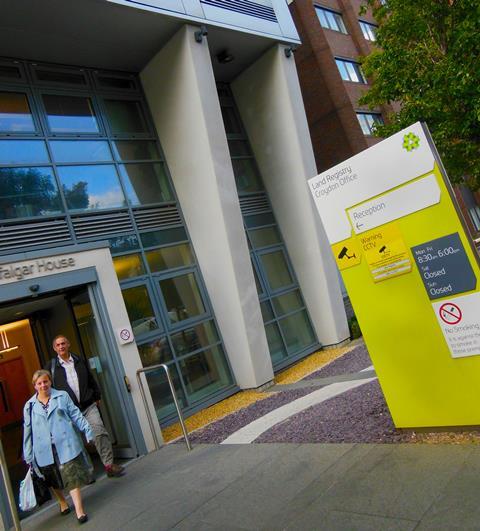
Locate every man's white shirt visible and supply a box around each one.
[58,355,80,402]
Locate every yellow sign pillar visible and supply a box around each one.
[309,123,480,428]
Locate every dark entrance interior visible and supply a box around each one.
[0,285,133,518]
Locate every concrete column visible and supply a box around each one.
[140,25,273,388]
[232,44,349,346]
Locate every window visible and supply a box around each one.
[0,166,62,219]
[359,20,377,41]
[119,163,174,205]
[219,82,319,369]
[335,59,366,83]
[122,284,159,336]
[356,112,384,135]
[0,140,49,165]
[104,99,148,135]
[316,7,347,34]
[57,165,126,211]
[159,273,206,324]
[42,94,99,134]
[0,92,35,132]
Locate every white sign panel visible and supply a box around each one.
[432,292,480,358]
[347,174,440,234]
[308,122,435,244]
[116,326,134,345]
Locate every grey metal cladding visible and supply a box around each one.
[239,193,270,216]
[0,218,72,251]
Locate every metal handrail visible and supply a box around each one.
[136,364,192,452]
[0,435,21,530]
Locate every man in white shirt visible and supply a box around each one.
[49,335,125,478]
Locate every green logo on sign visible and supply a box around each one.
[403,132,420,152]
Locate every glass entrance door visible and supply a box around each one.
[68,287,135,458]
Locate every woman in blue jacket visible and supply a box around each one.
[23,369,94,524]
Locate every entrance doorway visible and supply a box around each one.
[0,285,137,516]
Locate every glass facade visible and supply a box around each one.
[218,84,319,369]
[0,59,235,423]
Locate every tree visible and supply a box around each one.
[63,181,90,210]
[360,0,480,188]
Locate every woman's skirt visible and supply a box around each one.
[39,446,92,491]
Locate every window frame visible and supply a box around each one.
[0,87,42,136]
[359,20,377,42]
[315,5,348,34]
[356,111,384,135]
[335,58,367,84]
[36,88,105,137]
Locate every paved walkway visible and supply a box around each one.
[23,442,480,530]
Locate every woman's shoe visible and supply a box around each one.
[60,506,71,516]
[77,514,88,524]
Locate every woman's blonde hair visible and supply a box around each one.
[32,369,52,385]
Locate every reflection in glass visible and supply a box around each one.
[260,251,293,291]
[104,99,147,134]
[145,363,186,420]
[159,273,205,324]
[171,320,219,357]
[146,243,194,273]
[265,323,287,363]
[108,234,140,254]
[58,165,125,211]
[140,227,187,248]
[272,290,303,317]
[279,311,316,353]
[113,141,161,161]
[232,159,263,193]
[179,346,232,401]
[138,336,172,366]
[0,92,35,132]
[113,253,146,280]
[0,166,62,220]
[249,226,281,249]
[50,140,112,163]
[0,140,49,165]
[42,94,99,133]
[121,285,158,336]
[119,163,174,205]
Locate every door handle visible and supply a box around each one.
[124,375,132,393]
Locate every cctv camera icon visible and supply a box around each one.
[338,246,356,260]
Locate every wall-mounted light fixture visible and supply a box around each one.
[194,25,208,43]
[216,50,235,64]
[0,329,18,354]
[284,45,298,58]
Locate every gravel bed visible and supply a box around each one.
[184,387,315,444]
[255,379,412,444]
[304,343,372,380]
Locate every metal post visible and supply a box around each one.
[0,436,21,531]
[136,371,162,451]
[136,364,192,452]
[160,364,192,451]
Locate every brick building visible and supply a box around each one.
[289,0,480,245]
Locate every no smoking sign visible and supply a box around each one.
[438,302,462,325]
